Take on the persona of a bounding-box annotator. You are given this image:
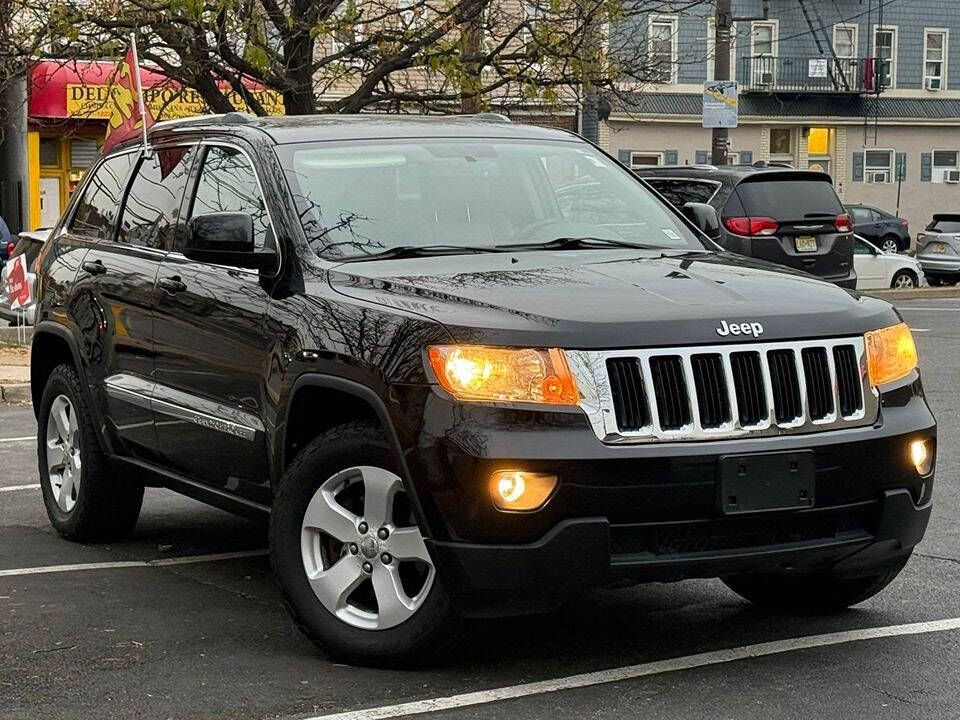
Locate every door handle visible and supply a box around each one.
[81,259,106,276]
[159,276,187,295]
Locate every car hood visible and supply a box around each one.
[327,249,900,348]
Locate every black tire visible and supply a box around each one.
[880,235,901,254]
[270,420,464,666]
[38,364,143,542]
[722,557,909,614]
[890,269,918,289]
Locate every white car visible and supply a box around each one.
[853,234,924,290]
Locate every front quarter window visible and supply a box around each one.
[277,139,703,260]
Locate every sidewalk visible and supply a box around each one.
[0,345,31,404]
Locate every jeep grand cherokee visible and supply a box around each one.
[32,114,935,665]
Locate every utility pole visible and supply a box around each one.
[711,0,732,166]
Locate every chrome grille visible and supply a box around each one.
[568,337,877,444]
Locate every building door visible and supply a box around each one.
[39,177,62,228]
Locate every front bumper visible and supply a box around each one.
[427,489,930,609]
[392,374,934,608]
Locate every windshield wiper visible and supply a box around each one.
[494,236,666,252]
[338,244,505,262]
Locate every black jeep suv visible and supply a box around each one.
[636,165,856,287]
[32,115,934,665]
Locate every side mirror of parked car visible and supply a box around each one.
[681,202,722,241]
[185,212,277,270]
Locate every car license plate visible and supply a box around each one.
[719,451,815,514]
[795,236,818,253]
[932,242,947,253]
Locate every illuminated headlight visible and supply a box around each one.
[427,345,579,405]
[864,323,918,387]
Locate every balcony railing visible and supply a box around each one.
[738,56,888,93]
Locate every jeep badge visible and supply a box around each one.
[716,320,764,338]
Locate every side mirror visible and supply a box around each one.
[682,202,722,241]
[185,212,276,271]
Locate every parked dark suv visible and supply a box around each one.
[33,115,934,665]
[845,204,911,254]
[636,165,856,287]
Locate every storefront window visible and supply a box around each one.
[39,137,60,167]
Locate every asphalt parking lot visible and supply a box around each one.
[2,297,960,720]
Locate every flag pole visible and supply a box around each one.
[129,31,150,155]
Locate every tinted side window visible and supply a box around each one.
[117,147,195,250]
[647,179,718,207]
[734,179,843,220]
[853,239,873,255]
[930,219,960,233]
[849,207,871,223]
[189,146,272,250]
[68,153,136,239]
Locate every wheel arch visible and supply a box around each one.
[280,374,426,526]
[30,322,88,417]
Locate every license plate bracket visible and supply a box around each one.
[718,451,815,514]
[795,235,818,253]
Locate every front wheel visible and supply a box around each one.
[270,421,462,666]
[890,269,918,289]
[722,558,909,614]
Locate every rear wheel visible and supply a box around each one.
[890,269,918,289]
[270,421,462,666]
[881,236,901,254]
[722,558,909,613]
[38,364,143,542]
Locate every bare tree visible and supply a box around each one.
[5,0,712,117]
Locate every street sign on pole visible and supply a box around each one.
[703,80,738,129]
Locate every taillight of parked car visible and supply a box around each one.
[723,216,779,236]
[901,219,909,228]
[835,213,854,233]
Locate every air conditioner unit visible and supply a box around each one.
[925,78,942,91]
[866,171,887,184]
[945,169,960,183]
[758,72,775,86]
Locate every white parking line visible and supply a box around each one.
[0,436,36,443]
[308,618,960,720]
[0,549,269,578]
[0,484,40,493]
[897,306,960,311]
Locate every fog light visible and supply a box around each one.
[910,439,934,476]
[490,471,558,511]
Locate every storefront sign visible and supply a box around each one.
[30,60,284,120]
[66,83,283,120]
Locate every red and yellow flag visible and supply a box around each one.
[103,46,153,155]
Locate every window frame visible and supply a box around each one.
[647,14,679,84]
[832,23,858,60]
[750,19,779,58]
[181,140,281,274]
[863,148,895,184]
[769,127,793,158]
[923,28,948,91]
[872,25,898,89]
[630,151,664,169]
[931,148,959,183]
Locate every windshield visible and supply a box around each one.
[276,138,704,260]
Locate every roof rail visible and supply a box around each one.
[150,112,256,132]
[449,112,511,123]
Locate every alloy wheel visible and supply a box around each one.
[46,394,81,513]
[300,465,435,630]
[882,239,900,254]
[894,273,916,289]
